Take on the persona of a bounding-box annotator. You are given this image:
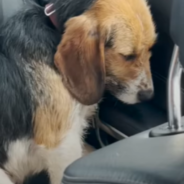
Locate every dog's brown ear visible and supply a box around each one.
[54,16,105,105]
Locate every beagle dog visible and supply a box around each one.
[0,0,156,183]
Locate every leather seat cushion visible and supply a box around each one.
[63,122,184,184]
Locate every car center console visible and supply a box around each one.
[63,124,184,184]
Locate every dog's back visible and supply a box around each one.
[0,1,96,183]
[0,0,57,166]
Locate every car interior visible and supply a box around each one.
[0,0,184,184]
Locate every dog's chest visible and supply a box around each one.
[3,103,97,184]
[69,103,97,134]
[27,62,97,149]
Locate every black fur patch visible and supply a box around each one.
[0,54,33,164]
[24,171,50,184]
[35,0,50,7]
[0,1,60,166]
[0,0,96,178]
[52,0,97,32]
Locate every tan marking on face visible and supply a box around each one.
[86,0,156,102]
[54,0,156,104]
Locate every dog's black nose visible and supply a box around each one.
[138,90,154,102]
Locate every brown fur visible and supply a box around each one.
[92,0,155,87]
[33,63,73,148]
[54,16,105,105]
[55,0,156,104]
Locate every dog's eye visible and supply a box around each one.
[105,37,113,48]
[123,54,136,61]
[105,31,114,48]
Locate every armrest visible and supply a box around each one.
[63,126,184,184]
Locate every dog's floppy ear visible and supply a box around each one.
[54,15,105,105]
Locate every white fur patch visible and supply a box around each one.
[4,139,46,183]
[0,169,14,184]
[116,70,153,104]
[3,103,97,184]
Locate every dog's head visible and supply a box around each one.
[54,0,156,105]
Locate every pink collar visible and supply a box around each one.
[44,3,58,29]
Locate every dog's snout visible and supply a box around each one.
[138,89,154,102]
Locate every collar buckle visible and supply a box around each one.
[44,3,58,29]
[44,3,56,16]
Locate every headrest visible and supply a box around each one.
[0,0,24,25]
[170,0,184,66]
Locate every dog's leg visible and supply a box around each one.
[47,136,83,184]
[47,152,65,184]
[0,169,14,184]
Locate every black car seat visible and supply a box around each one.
[170,0,184,66]
[0,0,25,24]
[99,0,184,137]
[0,0,50,25]
[0,0,2,24]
